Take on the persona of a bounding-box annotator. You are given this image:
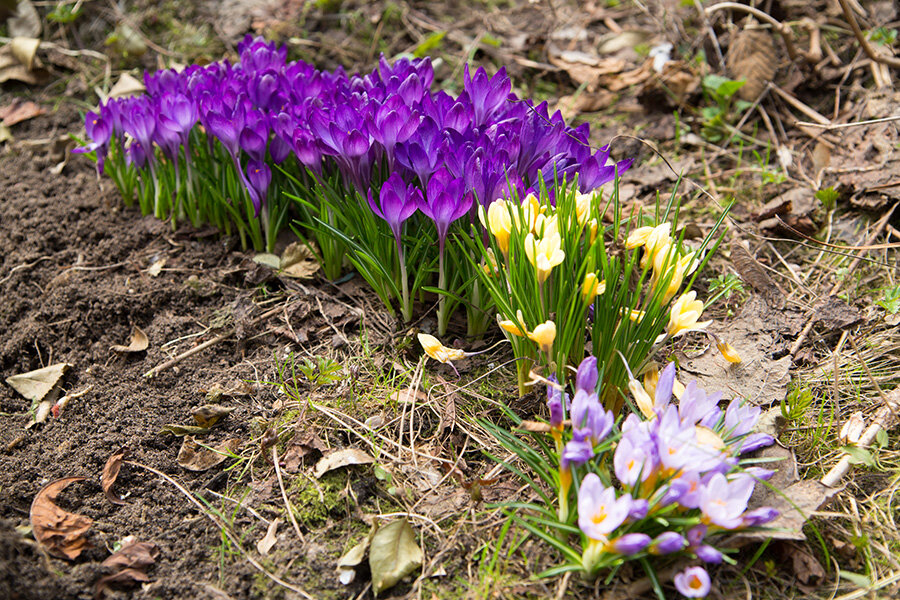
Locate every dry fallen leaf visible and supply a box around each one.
[191,404,235,428]
[145,257,166,277]
[94,568,151,600]
[726,29,777,101]
[110,326,149,353]
[337,535,371,585]
[102,448,129,505]
[8,0,42,38]
[30,477,93,560]
[256,518,281,556]
[0,99,46,126]
[107,72,146,99]
[176,437,241,471]
[369,518,423,594]
[0,38,46,85]
[280,242,320,279]
[102,540,159,570]
[390,388,428,404]
[6,362,71,403]
[314,448,375,478]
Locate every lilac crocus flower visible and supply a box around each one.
[736,432,775,454]
[649,531,687,554]
[695,545,723,564]
[741,507,779,527]
[610,533,652,555]
[577,473,631,541]
[674,566,711,598]
[546,375,567,430]
[723,398,762,438]
[699,472,755,529]
[614,432,656,487]
[678,380,722,426]
[561,436,594,469]
[627,498,649,521]
[570,389,613,444]
[575,356,598,393]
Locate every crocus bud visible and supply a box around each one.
[717,341,742,364]
[695,544,724,564]
[649,531,687,555]
[609,533,651,555]
[575,356,598,393]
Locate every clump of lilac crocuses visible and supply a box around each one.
[513,357,778,591]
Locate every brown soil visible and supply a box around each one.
[0,106,359,599]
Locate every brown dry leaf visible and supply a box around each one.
[556,90,616,121]
[107,73,146,99]
[30,477,93,560]
[280,242,320,279]
[547,50,626,87]
[726,29,777,101]
[160,423,212,436]
[0,99,45,126]
[604,60,653,92]
[390,388,428,404]
[811,295,863,333]
[6,362,71,403]
[192,404,235,428]
[681,296,799,405]
[314,447,375,478]
[94,568,151,600]
[283,431,328,473]
[102,448,129,505]
[102,540,159,569]
[176,437,241,471]
[110,326,149,353]
[731,243,785,308]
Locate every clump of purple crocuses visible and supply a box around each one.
[76,36,630,332]
[493,357,778,598]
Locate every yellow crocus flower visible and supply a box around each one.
[498,310,527,337]
[582,272,606,302]
[524,231,565,284]
[666,291,712,337]
[575,192,597,226]
[528,320,556,354]
[483,200,514,256]
[716,341,741,364]
[417,333,466,364]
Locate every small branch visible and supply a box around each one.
[143,303,287,378]
[821,388,900,487]
[837,0,900,70]
[273,445,305,543]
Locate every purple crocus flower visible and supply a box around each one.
[699,473,754,529]
[240,109,269,163]
[418,167,472,255]
[723,399,762,438]
[246,160,271,216]
[462,65,511,127]
[674,566,711,598]
[368,96,421,169]
[578,146,634,193]
[649,531,687,555]
[575,356,598,393]
[72,110,113,173]
[570,389,614,444]
[577,473,631,541]
[610,533,652,555]
[614,432,656,487]
[737,432,775,454]
[367,172,421,249]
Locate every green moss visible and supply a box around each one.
[289,471,347,526]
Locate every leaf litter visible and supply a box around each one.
[30,477,93,560]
